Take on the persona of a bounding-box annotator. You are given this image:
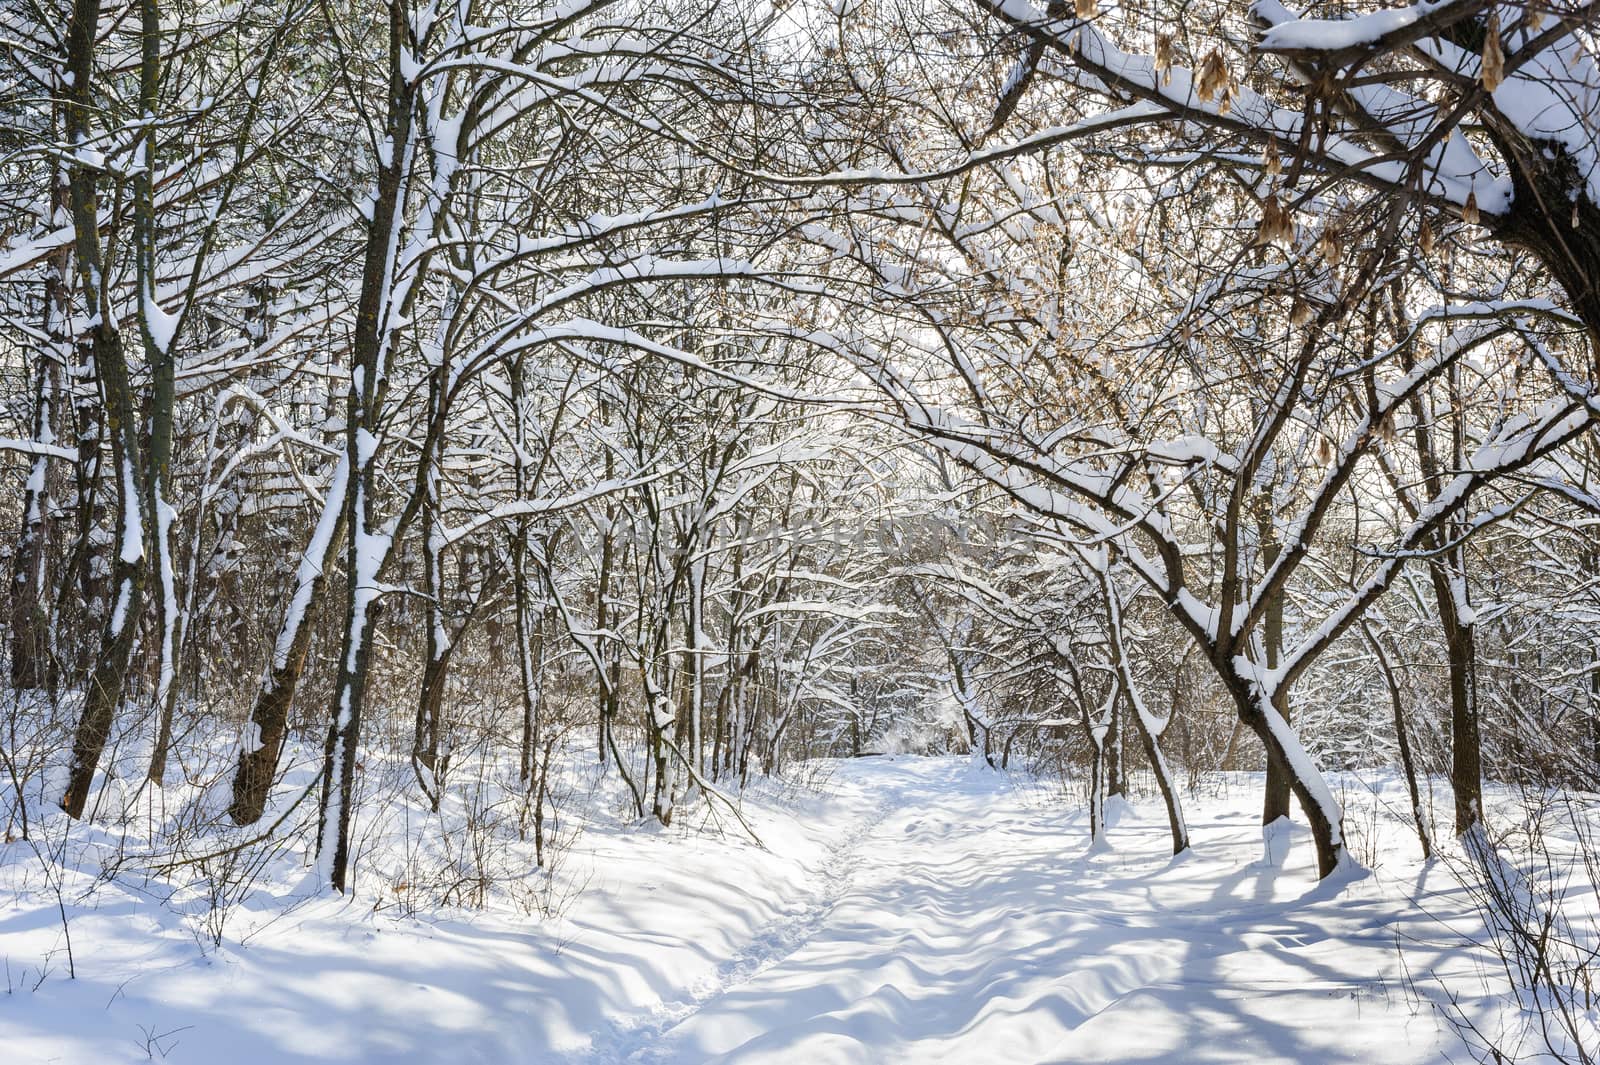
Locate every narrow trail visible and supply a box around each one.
[581,771,907,1064]
[580,757,1477,1065]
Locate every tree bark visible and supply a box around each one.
[227,460,347,825]
[1433,570,1482,836]
[1260,525,1293,826]
[139,0,181,786]
[1229,671,1345,878]
[60,0,151,819]
[315,0,415,892]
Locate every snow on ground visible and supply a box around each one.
[0,755,1538,1063]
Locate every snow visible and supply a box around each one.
[1255,1,1443,51]
[117,457,144,565]
[0,437,76,462]
[1251,0,1600,208]
[143,291,180,354]
[153,494,180,713]
[984,0,1514,216]
[1485,36,1600,207]
[0,756,1553,1064]
[1147,433,1240,472]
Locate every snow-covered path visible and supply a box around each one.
[3,756,1498,1064]
[594,757,1471,1065]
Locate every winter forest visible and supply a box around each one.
[2,0,1600,1061]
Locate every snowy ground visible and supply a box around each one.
[0,756,1542,1063]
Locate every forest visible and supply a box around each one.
[2,0,1599,1061]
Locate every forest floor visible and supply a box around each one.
[0,755,1552,1063]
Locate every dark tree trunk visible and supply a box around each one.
[515,553,543,786]
[1438,587,1482,835]
[412,380,450,812]
[1103,701,1124,799]
[315,0,414,893]
[1081,706,1105,844]
[59,0,151,818]
[1260,534,1293,826]
[140,0,180,786]
[61,328,145,819]
[1485,139,1600,362]
[595,497,616,765]
[413,647,451,809]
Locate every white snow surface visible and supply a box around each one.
[1256,1,1443,51]
[0,757,1548,1063]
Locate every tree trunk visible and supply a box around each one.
[140,0,181,785]
[648,655,676,824]
[1421,540,1481,836]
[227,458,348,825]
[515,540,541,785]
[1231,672,1346,879]
[1260,533,1293,826]
[413,648,450,810]
[686,560,704,774]
[61,326,145,819]
[1124,688,1189,856]
[1081,701,1106,845]
[1362,620,1432,860]
[1104,700,1124,799]
[511,355,541,787]
[60,349,104,682]
[595,497,616,765]
[317,409,390,891]
[11,348,62,692]
[412,386,449,811]
[314,0,414,892]
[1442,593,1481,835]
[60,0,151,819]
[1096,562,1188,855]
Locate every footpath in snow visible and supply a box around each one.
[3,756,1502,1064]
